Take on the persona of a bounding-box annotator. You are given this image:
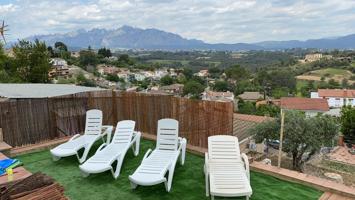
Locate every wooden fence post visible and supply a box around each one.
[112,90,118,125]
[0,128,3,142]
[278,109,285,168]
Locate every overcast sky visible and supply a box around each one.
[1,0,355,43]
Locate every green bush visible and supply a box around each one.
[340,106,355,144]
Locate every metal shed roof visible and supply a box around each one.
[0,84,105,98]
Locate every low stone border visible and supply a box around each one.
[250,162,355,198]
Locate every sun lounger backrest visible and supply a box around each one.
[84,109,103,135]
[112,120,135,145]
[157,119,179,151]
[208,135,241,161]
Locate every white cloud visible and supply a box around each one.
[2,0,355,43]
[0,3,17,13]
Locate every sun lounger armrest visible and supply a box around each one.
[131,131,141,144]
[143,149,152,161]
[102,125,113,144]
[178,137,187,151]
[177,137,187,165]
[69,134,80,141]
[241,153,250,181]
[96,143,107,153]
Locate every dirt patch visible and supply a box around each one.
[304,153,355,187]
[296,75,355,84]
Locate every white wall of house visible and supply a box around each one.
[305,111,321,117]
[311,92,355,108]
[50,58,67,66]
[310,92,319,98]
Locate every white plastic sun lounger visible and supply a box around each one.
[79,120,141,179]
[205,135,252,200]
[129,118,187,192]
[50,109,112,163]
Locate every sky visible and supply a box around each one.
[1,0,355,43]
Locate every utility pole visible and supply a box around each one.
[277,109,285,168]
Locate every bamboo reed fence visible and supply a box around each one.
[0,91,233,148]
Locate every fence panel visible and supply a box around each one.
[0,91,233,148]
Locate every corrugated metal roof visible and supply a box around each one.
[0,84,106,98]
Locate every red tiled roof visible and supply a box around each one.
[233,114,274,141]
[318,89,355,98]
[280,97,329,111]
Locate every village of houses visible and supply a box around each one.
[48,53,354,119]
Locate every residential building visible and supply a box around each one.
[160,84,184,95]
[126,86,138,92]
[154,69,168,79]
[51,58,67,66]
[304,53,323,62]
[202,91,234,102]
[311,89,355,108]
[48,58,71,80]
[134,73,146,81]
[116,68,130,82]
[95,78,117,89]
[97,65,119,75]
[195,70,209,77]
[5,48,15,58]
[70,51,80,58]
[233,113,273,145]
[169,68,177,77]
[238,92,264,101]
[280,97,329,117]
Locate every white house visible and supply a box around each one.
[134,73,146,81]
[50,58,67,67]
[311,89,355,108]
[154,69,168,79]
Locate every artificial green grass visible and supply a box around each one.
[17,140,322,200]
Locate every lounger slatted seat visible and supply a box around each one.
[205,135,252,200]
[50,109,112,163]
[79,120,141,179]
[129,118,186,192]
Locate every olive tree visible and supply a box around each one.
[252,111,338,171]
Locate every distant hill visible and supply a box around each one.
[25,26,355,50]
[296,68,355,84]
[255,34,355,50]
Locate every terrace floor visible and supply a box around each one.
[16,139,322,200]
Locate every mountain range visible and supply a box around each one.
[26,25,355,51]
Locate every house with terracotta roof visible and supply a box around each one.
[233,113,274,151]
[311,89,355,108]
[202,91,234,102]
[195,69,209,77]
[280,97,329,117]
[238,91,265,101]
[159,84,184,95]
